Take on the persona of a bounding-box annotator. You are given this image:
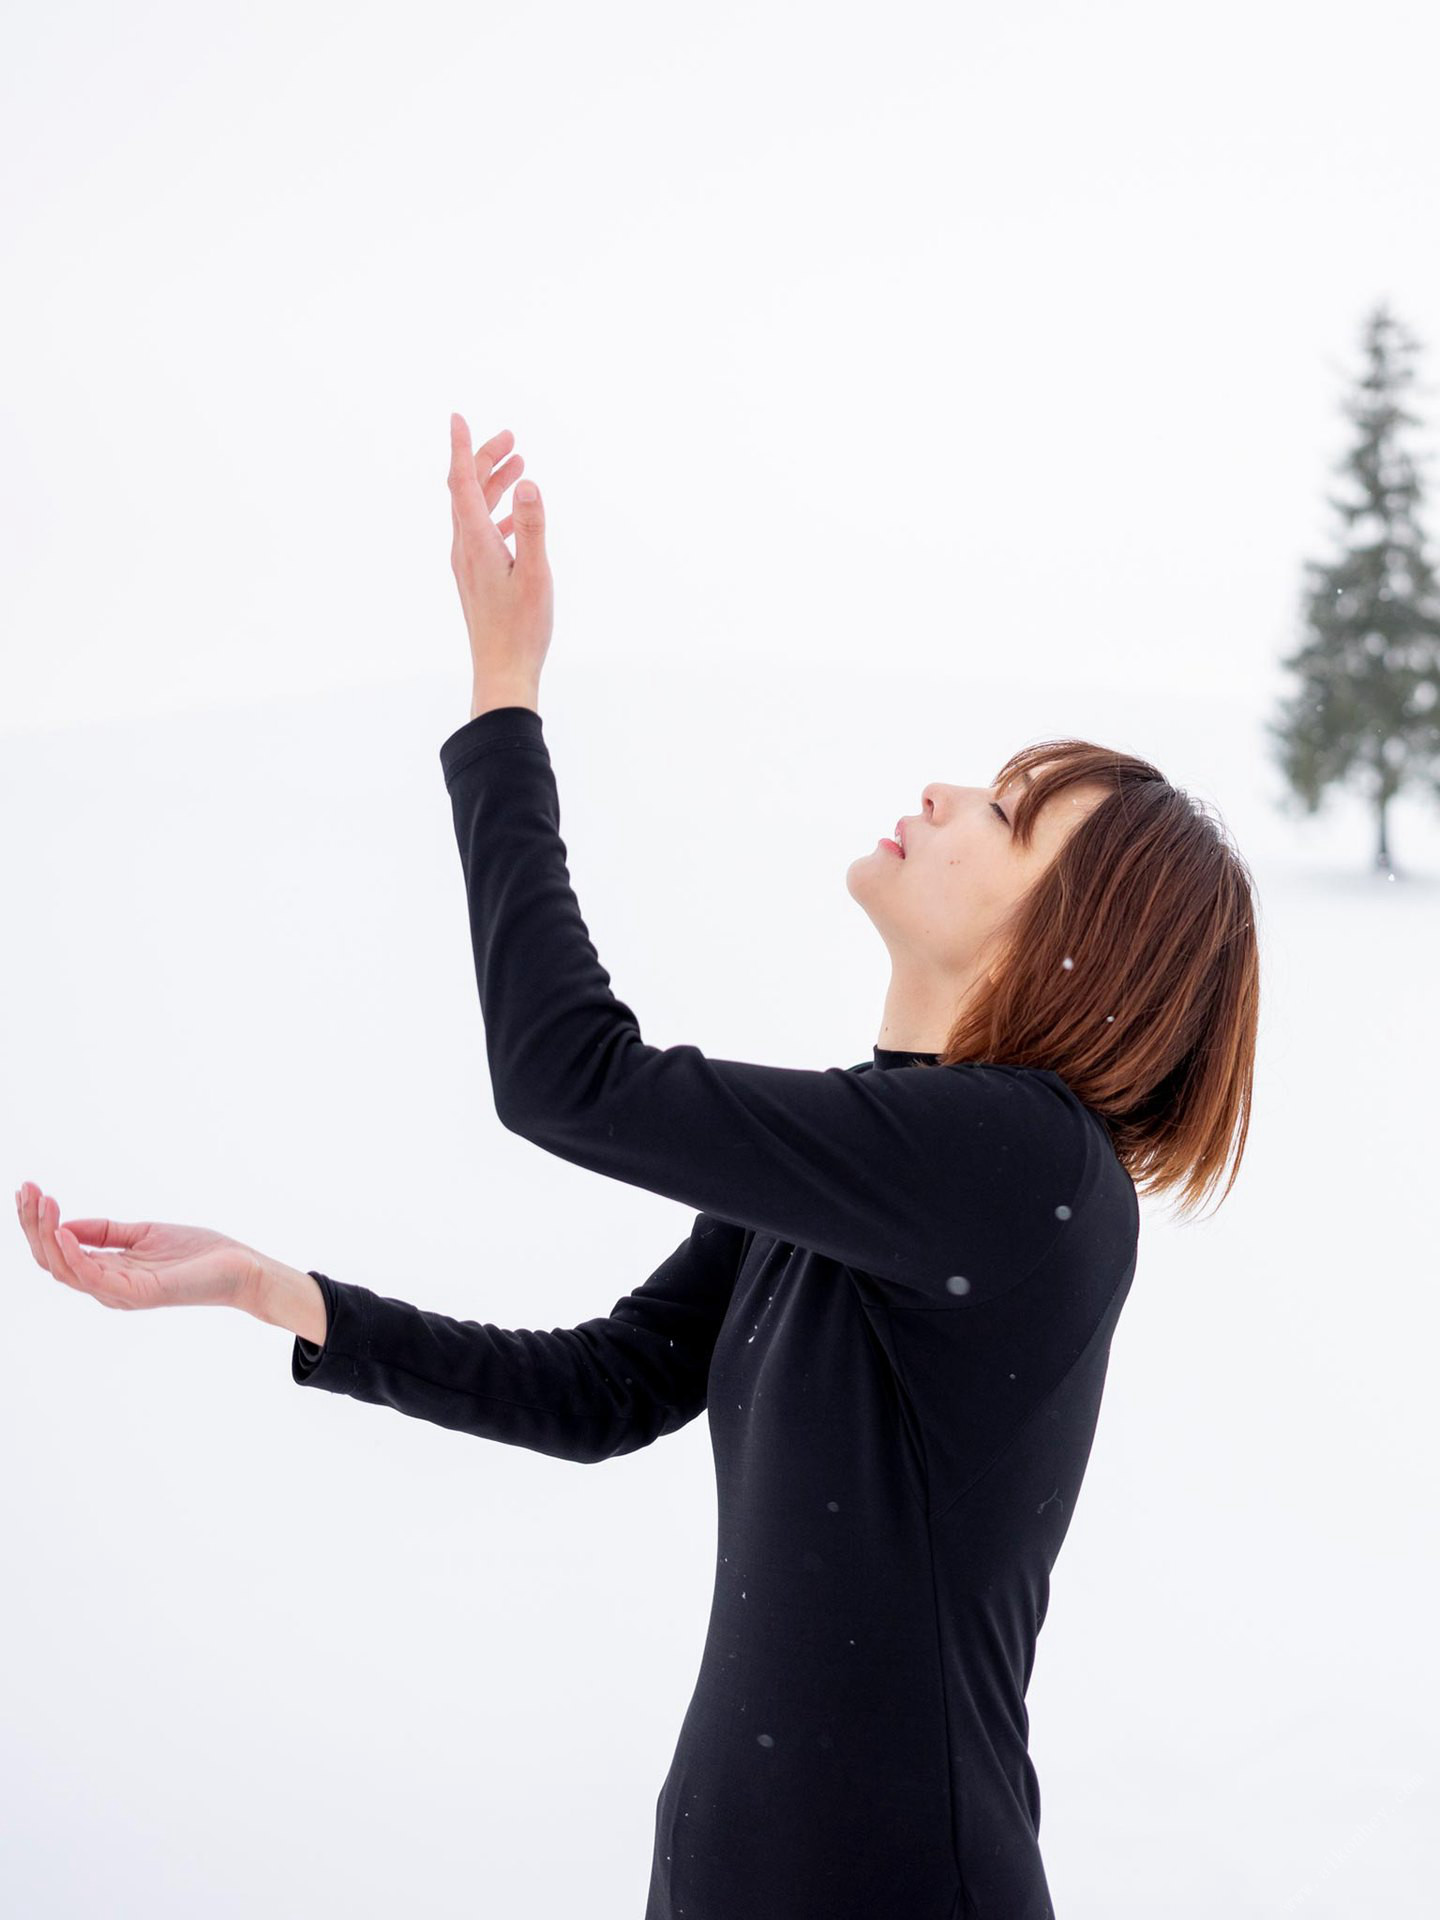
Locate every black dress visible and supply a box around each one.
[292,705,1141,1920]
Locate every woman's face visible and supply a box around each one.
[846,764,1107,977]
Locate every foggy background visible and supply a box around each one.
[4,1,1437,1914]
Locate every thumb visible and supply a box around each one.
[60,1216,147,1248]
[512,478,547,571]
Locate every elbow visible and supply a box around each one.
[488,1054,573,1140]
[495,1094,559,1146]
[493,1079,595,1152]
[492,1032,648,1144]
[490,1070,548,1139]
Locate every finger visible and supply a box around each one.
[60,1216,144,1249]
[16,1182,45,1265]
[448,414,480,502]
[481,452,524,509]
[477,424,514,468]
[45,1199,122,1305]
[55,1224,113,1299]
[54,1221,100,1282]
[511,477,545,575]
[36,1193,85,1293]
[450,417,514,499]
[449,417,510,555]
[474,429,516,485]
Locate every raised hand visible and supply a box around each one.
[448,414,552,712]
[14,1181,262,1314]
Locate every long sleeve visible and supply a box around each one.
[290,1211,749,1464]
[438,706,1094,1307]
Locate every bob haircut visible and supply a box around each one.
[920,736,1261,1224]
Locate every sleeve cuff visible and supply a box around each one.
[439,705,548,789]
[291,1270,372,1387]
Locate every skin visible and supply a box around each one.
[848,765,1109,1056]
[449,416,552,719]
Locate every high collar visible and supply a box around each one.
[872,1046,940,1070]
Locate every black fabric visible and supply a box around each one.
[291,705,1141,1920]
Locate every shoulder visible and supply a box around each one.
[849,1053,1107,1191]
[938,1056,1088,1128]
[1012,1065,1139,1256]
[921,1063,1109,1227]
[928,1065,1136,1297]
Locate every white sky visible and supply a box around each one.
[3,3,1438,1915]
[5,0,1440,730]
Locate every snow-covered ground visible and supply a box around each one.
[4,659,1435,1917]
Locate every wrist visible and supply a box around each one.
[249,1255,329,1346]
[471,680,541,719]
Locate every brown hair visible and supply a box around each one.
[928,736,1261,1224]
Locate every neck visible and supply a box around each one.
[876,960,987,1056]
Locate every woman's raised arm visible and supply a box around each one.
[440,708,1094,1307]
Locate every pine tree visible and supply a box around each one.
[1267,300,1440,874]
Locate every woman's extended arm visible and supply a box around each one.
[253,1213,749,1465]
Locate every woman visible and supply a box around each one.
[16,418,1260,1920]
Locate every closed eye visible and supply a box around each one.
[990,800,1009,826]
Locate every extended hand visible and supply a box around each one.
[14,1181,263,1314]
[449,415,553,702]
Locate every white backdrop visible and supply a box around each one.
[4,2,1439,1914]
